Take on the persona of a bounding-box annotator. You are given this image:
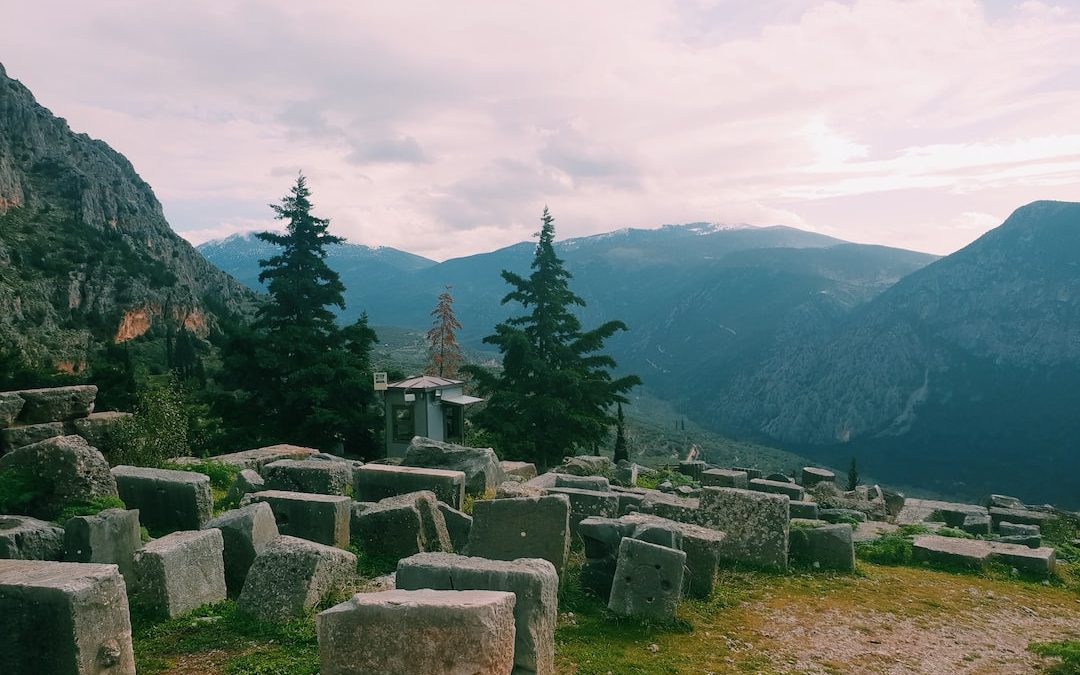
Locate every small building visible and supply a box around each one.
[383,376,483,458]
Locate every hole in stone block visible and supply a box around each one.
[654,564,661,570]
[520,531,527,537]
[645,596,655,603]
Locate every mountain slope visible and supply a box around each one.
[708,200,1080,505]
[0,63,256,369]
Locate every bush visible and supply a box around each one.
[855,533,913,565]
[56,495,127,524]
[108,376,190,467]
[1029,640,1080,675]
[0,465,50,517]
[935,526,975,539]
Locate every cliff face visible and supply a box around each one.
[0,63,257,368]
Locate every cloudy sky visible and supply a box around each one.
[4,0,1080,260]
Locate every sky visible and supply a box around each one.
[3,0,1080,260]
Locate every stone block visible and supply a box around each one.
[0,560,135,674]
[0,391,25,428]
[402,436,507,496]
[354,463,465,509]
[999,521,1041,537]
[701,468,749,489]
[438,501,472,553]
[800,466,835,487]
[262,458,351,495]
[63,509,141,577]
[614,463,639,487]
[351,491,450,561]
[789,523,855,571]
[226,468,265,503]
[608,538,686,620]
[882,489,906,517]
[961,513,992,535]
[732,466,763,480]
[70,412,132,450]
[204,502,280,595]
[639,490,700,523]
[0,514,65,560]
[749,477,805,501]
[989,494,1025,510]
[555,455,614,477]
[111,465,211,534]
[1,420,65,451]
[818,508,868,524]
[243,490,350,548]
[766,472,795,483]
[13,385,97,423]
[317,589,516,675]
[546,486,619,530]
[989,507,1051,528]
[468,494,571,574]
[396,552,558,675]
[998,534,1041,548]
[501,461,537,480]
[132,529,226,618]
[239,535,356,621]
[614,490,646,515]
[989,541,1056,576]
[697,487,789,570]
[678,460,706,481]
[912,535,992,569]
[200,444,318,470]
[620,513,724,600]
[789,500,819,520]
[0,435,118,520]
[554,474,611,491]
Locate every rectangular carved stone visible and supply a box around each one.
[111,465,212,534]
[608,538,686,620]
[132,529,226,618]
[261,459,351,495]
[701,468,748,489]
[64,508,141,578]
[354,464,465,509]
[244,490,351,548]
[468,494,571,574]
[748,478,805,501]
[697,487,789,570]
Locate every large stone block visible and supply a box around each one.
[678,460,706,481]
[732,466,763,480]
[554,474,610,491]
[438,501,472,553]
[397,552,559,675]
[701,469,748,489]
[13,385,97,424]
[0,391,26,428]
[0,435,118,520]
[243,490,351,548]
[749,478,805,501]
[502,461,537,480]
[199,444,318,470]
[64,509,141,577]
[111,465,211,534]
[351,491,450,561]
[608,538,686,620]
[989,507,1051,528]
[226,468,265,503]
[619,513,724,600]
[261,458,351,495]
[697,487,789,570]
[468,494,571,574]
[546,486,619,530]
[789,523,855,571]
[912,534,992,569]
[1,420,65,451]
[0,515,65,560]
[402,436,507,496]
[203,502,279,596]
[132,529,226,618]
[0,560,135,674]
[555,455,615,477]
[800,466,835,487]
[317,589,517,675]
[789,500,819,520]
[354,463,465,509]
[70,412,133,450]
[239,535,356,621]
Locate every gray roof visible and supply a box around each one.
[387,375,464,390]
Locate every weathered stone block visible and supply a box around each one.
[397,552,558,675]
[243,490,351,548]
[697,487,789,570]
[111,465,211,534]
[239,535,356,621]
[789,523,855,571]
[438,501,472,553]
[226,468,265,503]
[203,502,279,595]
[701,468,749,489]
[990,541,1056,576]
[989,507,1051,528]
[317,589,517,675]
[961,513,992,535]
[818,508,868,524]
[1,420,65,451]
[468,494,571,574]
[70,412,133,450]
[732,466,763,480]
[64,508,141,577]
[999,521,1041,537]
[262,458,351,495]
[402,436,507,496]
[546,486,619,530]
[614,462,639,487]
[988,494,1025,510]
[351,490,450,561]
[0,435,118,520]
[608,538,686,620]
[555,455,614,477]
[912,535,991,569]
[620,513,724,600]
[882,488,906,517]
[800,466,835,487]
[554,474,611,491]
[198,444,318,470]
[789,500,819,520]
[0,515,65,560]
[0,560,135,674]
[354,463,465,509]
[749,477,805,501]
[501,460,537,480]
[132,529,226,618]
[0,391,25,428]
[678,460,706,481]
[13,385,97,424]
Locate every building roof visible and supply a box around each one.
[387,375,464,390]
[441,394,484,406]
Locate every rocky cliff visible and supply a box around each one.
[0,63,257,369]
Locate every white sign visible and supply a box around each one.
[374,372,388,391]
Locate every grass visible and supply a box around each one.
[161,459,242,513]
[1030,640,1080,675]
[636,467,698,490]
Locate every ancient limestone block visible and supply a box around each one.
[800,466,835,487]
[243,490,351,548]
[261,458,351,495]
[0,420,65,451]
[13,385,97,423]
[608,538,686,620]
[402,436,507,496]
[354,463,465,509]
[63,508,141,577]
[678,460,706,481]
[438,501,472,553]
[194,444,318,471]
[111,465,211,534]
[0,435,118,520]
[554,455,614,477]
[701,468,748,489]
[238,535,356,621]
[620,513,724,600]
[789,523,855,571]
[545,486,619,530]
[0,391,26,428]
[0,514,65,560]
[132,529,226,618]
[468,494,571,574]
[749,478,805,501]
[0,560,136,674]
[203,502,279,595]
[396,552,558,675]
[351,490,451,561]
[697,487,789,570]
[501,460,537,480]
[789,500,819,520]
[554,474,611,491]
[317,589,517,675]
[226,468,265,503]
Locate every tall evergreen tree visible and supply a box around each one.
[465,207,640,469]
[426,285,464,378]
[847,457,859,491]
[613,403,629,464]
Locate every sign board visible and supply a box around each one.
[373,372,388,391]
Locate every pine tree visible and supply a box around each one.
[465,207,641,470]
[426,285,464,378]
[847,457,859,491]
[613,403,629,464]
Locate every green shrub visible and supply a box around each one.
[0,465,49,516]
[897,523,931,536]
[636,467,697,490]
[56,495,127,524]
[1029,640,1080,675]
[108,376,190,467]
[855,533,913,565]
[935,527,976,539]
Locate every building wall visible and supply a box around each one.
[383,385,466,457]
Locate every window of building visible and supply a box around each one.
[392,404,415,442]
